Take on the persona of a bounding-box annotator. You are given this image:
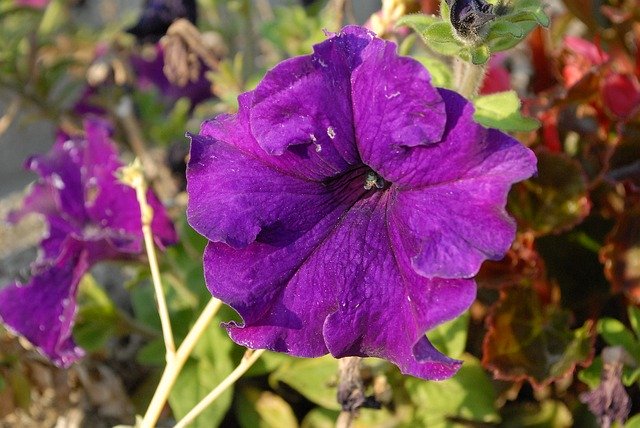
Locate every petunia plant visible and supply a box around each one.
[3,1,640,427]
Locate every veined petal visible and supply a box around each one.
[188,129,368,248]
[212,191,475,379]
[351,36,447,173]
[248,27,376,176]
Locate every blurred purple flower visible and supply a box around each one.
[15,0,49,9]
[131,44,213,107]
[0,119,177,367]
[127,0,197,43]
[186,26,536,379]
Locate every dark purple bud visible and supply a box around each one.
[127,0,197,43]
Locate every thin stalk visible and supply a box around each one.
[122,160,176,360]
[140,298,223,428]
[173,348,265,428]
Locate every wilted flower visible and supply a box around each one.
[187,26,536,379]
[0,119,177,367]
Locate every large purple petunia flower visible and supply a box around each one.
[0,119,177,367]
[186,26,536,379]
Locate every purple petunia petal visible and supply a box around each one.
[351,33,447,172]
[0,242,88,368]
[249,29,373,177]
[387,90,537,278]
[206,191,475,379]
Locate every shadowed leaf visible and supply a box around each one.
[508,150,591,236]
[482,285,595,388]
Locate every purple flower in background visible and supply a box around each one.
[131,44,213,107]
[15,0,49,9]
[187,26,536,379]
[0,119,176,367]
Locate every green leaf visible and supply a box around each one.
[73,274,118,352]
[629,306,640,341]
[626,413,640,428]
[270,355,340,410]
[255,391,299,428]
[470,44,491,65]
[420,22,464,57]
[597,318,640,357]
[623,366,640,386]
[426,311,469,359]
[578,357,603,389]
[301,408,338,428]
[473,90,540,132]
[396,13,441,33]
[406,355,499,427]
[414,56,453,89]
[500,400,573,427]
[169,312,235,427]
[169,358,232,428]
[483,285,595,388]
[237,388,299,428]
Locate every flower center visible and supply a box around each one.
[364,171,387,190]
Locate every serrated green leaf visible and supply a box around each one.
[598,318,640,357]
[406,355,499,427]
[270,355,340,410]
[427,311,469,359]
[473,90,540,132]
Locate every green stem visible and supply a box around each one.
[173,348,265,428]
[453,58,486,99]
[140,298,224,428]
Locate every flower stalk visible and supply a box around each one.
[173,348,265,428]
[121,159,177,361]
[140,297,224,428]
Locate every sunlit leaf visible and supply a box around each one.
[482,285,595,388]
[270,355,340,411]
[406,355,500,427]
[237,388,299,428]
[427,311,469,359]
[597,318,640,358]
[473,90,540,132]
